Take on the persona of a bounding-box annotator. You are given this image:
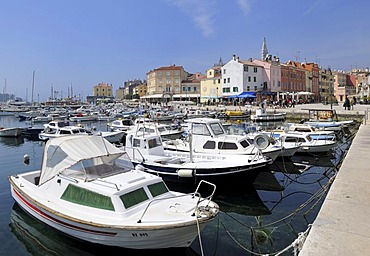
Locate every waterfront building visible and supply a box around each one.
[93,82,113,97]
[177,72,204,102]
[281,61,306,93]
[301,62,320,101]
[253,58,281,93]
[332,70,347,102]
[200,64,222,104]
[116,79,145,100]
[134,83,147,98]
[319,68,334,103]
[350,68,370,101]
[145,65,189,100]
[222,55,264,97]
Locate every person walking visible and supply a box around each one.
[350,97,354,110]
[343,96,350,110]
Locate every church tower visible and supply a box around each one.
[261,37,268,60]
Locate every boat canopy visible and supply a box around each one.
[39,135,124,185]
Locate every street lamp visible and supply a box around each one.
[328,68,333,110]
[216,87,218,106]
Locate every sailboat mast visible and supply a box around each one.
[31,71,35,104]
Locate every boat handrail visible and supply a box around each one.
[194,180,217,201]
[137,180,217,223]
[57,174,79,184]
[91,179,120,191]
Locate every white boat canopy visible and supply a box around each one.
[39,135,124,185]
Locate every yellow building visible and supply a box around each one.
[200,66,222,104]
[134,84,147,97]
[93,83,113,97]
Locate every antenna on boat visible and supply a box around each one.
[189,129,193,163]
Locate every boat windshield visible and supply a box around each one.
[60,153,134,180]
[209,123,225,135]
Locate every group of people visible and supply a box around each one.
[343,96,357,110]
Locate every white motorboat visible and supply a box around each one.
[109,118,135,131]
[278,132,336,153]
[250,108,286,122]
[93,130,125,144]
[163,118,283,161]
[134,122,184,141]
[282,123,336,141]
[0,127,24,137]
[303,108,354,131]
[38,125,90,141]
[123,130,272,184]
[8,135,219,249]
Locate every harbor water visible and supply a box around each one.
[0,115,359,255]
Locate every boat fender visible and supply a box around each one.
[23,154,30,165]
[177,169,195,177]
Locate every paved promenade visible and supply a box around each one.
[217,102,370,255]
[206,102,370,254]
[282,103,370,256]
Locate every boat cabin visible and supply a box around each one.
[302,109,338,122]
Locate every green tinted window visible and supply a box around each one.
[61,184,114,211]
[148,182,168,197]
[120,188,149,209]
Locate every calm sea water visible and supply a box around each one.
[0,115,357,255]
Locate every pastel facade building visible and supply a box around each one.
[200,65,222,103]
[146,65,189,97]
[93,83,113,97]
[222,55,264,97]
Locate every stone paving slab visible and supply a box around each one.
[299,123,370,255]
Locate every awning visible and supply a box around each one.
[140,94,163,99]
[238,92,257,98]
[173,94,200,98]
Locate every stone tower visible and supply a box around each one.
[261,37,268,60]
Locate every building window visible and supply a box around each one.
[182,86,186,92]
[223,69,226,74]
[158,72,162,76]
[233,87,238,92]
[227,78,230,83]
[254,86,258,91]
[166,78,171,85]
[223,87,230,93]
[247,86,250,91]
[174,71,179,75]
[224,78,226,83]
[209,71,212,76]
[253,67,258,73]
[218,79,221,84]
[248,76,251,82]
[244,66,248,72]
[166,71,171,76]
[254,77,256,82]
[193,86,196,92]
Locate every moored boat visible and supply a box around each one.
[8,135,219,249]
[0,127,24,137]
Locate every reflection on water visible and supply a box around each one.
[10,203,197,256]
[2,115,361,255]
[0,136,24,147]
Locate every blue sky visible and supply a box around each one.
[0,0,368,101]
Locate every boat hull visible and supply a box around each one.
[10,182,210,249]
[0,127,23,137]
[137,160,267,185]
